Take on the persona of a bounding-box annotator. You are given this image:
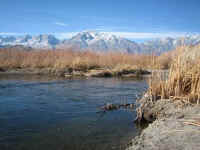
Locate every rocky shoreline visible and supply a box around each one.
[127,95,200,150]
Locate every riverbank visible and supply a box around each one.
[127,95,200,150]
[127,45,200,150]
[0,67,151,78]
[0,48,171,78]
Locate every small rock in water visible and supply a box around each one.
[101,103,134,111]
[101,103,118,111]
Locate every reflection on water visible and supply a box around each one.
[0,75,147,150]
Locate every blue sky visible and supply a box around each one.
[0,0,200,39]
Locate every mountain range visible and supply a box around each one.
[1,31,200,54]
[0,34,60,49]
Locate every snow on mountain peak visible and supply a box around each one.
[63,31,140,53]
[73,31,120,42]
[0,34,60,49]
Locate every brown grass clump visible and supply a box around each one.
[0,48,166,71]
[148,45,200,104]
[0,49,101,70]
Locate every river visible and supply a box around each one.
[0,75,147,150]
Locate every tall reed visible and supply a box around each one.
[148,45,200,103]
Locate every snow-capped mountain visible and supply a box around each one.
[60,32,200,54]
[61,31,141,53]
[0,34,60,49]
[140,35,200,54]
[1,31,200,54]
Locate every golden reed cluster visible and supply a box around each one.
[0,47,172,71]
[148,45,200,103]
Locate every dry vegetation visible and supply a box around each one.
[0,47,172,72]
[148,45,200,103]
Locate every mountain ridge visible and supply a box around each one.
[1,31,200,54]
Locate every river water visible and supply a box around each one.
[0,75,147,150]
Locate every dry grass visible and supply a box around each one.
[148,45,200,104]
[0,47,169,71]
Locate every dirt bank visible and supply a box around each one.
[127,96,200,150]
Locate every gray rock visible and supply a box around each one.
[128,98,200,150]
